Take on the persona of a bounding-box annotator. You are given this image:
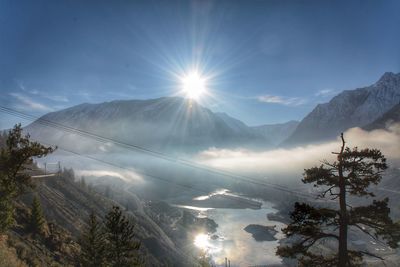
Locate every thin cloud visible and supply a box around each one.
[16,80,69,103]
[315,89,336,97]
[16,80,39,95]
[257,95,306,106]
[9,93,53,112]
[44,95,69,102]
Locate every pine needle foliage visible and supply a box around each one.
[0,124,54,233]
[104,206,141,267]
[277,133,400,267]
[30,196,45,235]
[79,212,106,267]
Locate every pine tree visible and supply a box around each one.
[79,211,106,267]
[104,206,141,267]
[30,195,45,234]
[0,196,14,233]
[0,124,54,232]
[276,133,400,266]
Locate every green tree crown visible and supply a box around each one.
[0,124,54,233]
[104,206,141,267]
[79,211,107,267]
[30,195,45,234]
[277,134,400,267]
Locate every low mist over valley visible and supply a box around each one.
[2,71,399,266]
[1,1,400,266]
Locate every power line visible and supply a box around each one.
[0,105,317,199]
[31,146,255,267]
[0,105,318,200]
[37,141,275,209]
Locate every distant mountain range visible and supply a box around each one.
[23,72,400,151]
[252,120,299,146]
[25,97,298,153]
[282,72,400,146]
[215,112,299,146]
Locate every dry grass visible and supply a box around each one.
[0,235,27,267]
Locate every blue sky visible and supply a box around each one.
[1,0,400,129]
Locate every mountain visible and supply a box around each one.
[25,97,275,153]
[251,120,299,146]
[215,112,299,146]
[282,72,400,146]
[364,103,400,130]
[215,112,254,135]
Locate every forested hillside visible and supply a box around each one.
[0,129,208,267]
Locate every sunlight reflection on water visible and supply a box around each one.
[194,233,222,254]
[185,190,286,266]
[193,189,230,200]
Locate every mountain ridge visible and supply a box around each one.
[251,120,299,146]
[282,72,400,146]
[24,97,297,152]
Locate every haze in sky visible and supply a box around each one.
[1,0,400,129]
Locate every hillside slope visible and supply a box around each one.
[364,103,400,130]
[9,170,194,266]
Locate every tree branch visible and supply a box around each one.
[318,186,338,199]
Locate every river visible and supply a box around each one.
[176,189,286,267]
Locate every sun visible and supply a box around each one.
[180,71,207,99]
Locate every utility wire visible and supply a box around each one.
[26,143,260,216]
[37,141,280,208]
[0,105,319,200]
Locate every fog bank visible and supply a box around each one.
[196,125,400,177]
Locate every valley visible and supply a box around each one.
[1,42,400,266]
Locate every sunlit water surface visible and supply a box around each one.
[185,191,286,267]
